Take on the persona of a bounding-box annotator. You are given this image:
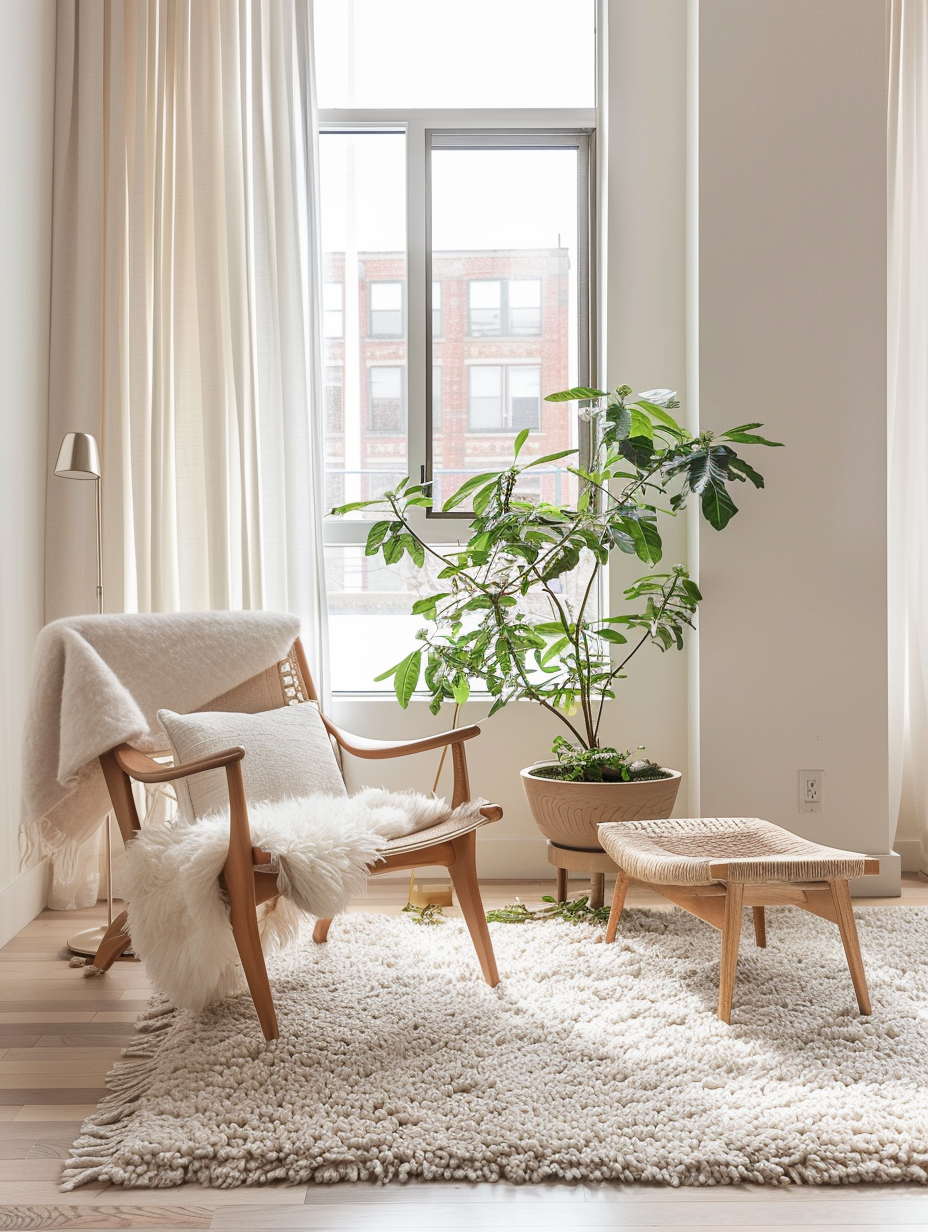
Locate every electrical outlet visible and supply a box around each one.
[799,770,823,813]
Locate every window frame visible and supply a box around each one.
[320,112,596,549]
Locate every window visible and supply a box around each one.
[468,279,541,337]
[369,281,403,337]
[468,365,540,432]
[369,366,405,433]
[325,365,343,434]
[315,2,596,691]
[432,363,442,433]
[323,282,343,338]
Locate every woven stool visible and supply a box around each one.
[597,817,879,1023]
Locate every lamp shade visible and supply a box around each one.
[54,432,100,480]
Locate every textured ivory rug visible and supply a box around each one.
[62,907,928,1190]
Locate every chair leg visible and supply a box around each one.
[313,918,333,944]
[448,830,499,987]
[223,763,279,1042]
[556,866,568,903]
[605,873,629,943]
[752,906,767,948]
[91,909,133,971]
[718,882,744,1023]
[828,878,872,1015]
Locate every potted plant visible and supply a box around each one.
[332,384,780,849]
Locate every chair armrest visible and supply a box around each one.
[320,717,481,760]
[113,742,245,783]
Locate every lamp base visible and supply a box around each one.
[67,925,135,959]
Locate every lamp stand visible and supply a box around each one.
[66,472,120,957]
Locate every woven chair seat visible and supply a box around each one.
[597,816,868,886]
[379,807,493,857]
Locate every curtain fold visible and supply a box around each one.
[888,0,928,872]
[44,0,327,908]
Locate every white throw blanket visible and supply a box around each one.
[123,788,482,1012]
[21,612,300,908]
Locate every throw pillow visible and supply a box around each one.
[157,703,346,824]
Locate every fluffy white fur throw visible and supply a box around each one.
[21,612,299,907]
[123,788,478,1012]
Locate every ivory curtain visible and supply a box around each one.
[889,0,928,871]
[43,0,328,907]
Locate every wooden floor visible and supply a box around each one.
[2,875,928,1230]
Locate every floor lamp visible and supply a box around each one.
[54,432,115,957]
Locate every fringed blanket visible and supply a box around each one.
[120,788,484,1012]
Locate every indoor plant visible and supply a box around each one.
[333,384,780,846]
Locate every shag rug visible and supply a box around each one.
[62,907,928,1190]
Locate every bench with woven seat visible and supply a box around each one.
[597,816,878,1023]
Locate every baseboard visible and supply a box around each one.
[0,859,48,947]
[894,838,922,873]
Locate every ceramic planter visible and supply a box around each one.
[520,765,682,851]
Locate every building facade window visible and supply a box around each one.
[323,282,343,338]
[368,365,405,433]
[325,365,344,434]
[369,281,404,337]
[468,364,541,431]
[467,278,541,337]
[432,280,442,338]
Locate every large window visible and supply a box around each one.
[315,1,596,691]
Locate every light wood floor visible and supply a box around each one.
[2,875,928,1230]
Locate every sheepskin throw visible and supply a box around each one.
[123,789,482,1011]
[20,611,299,908]
[63,906,928,1191]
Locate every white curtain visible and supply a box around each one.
[44,0,328,907]
[889,0,928,872]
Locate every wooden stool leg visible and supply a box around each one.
[590,871,605,910]
[828,878,872,1015]
[556,866,568,903]
[718,882,744,1023]
[605,873,629,943]
[313,918,333,943]
[449,830,500,987]
[752,906,767,948]
[91,909,133,971]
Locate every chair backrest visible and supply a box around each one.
[195,640,317,714]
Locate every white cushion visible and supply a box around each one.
[157,704,346,823]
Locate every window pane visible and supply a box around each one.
[369,366,404,433]
[433,364,442,432]
[321,131,407,517]
[432,281,442,338]
[314,0,595,110]
[323,282,343,338]
[430,144,581,508]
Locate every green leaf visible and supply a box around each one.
[722,430,783,447]
[728,457,765,488]
[364,521,393,555]
[513,428,530,458]
[330,499,382,515]
[544,386,608,402]
[628,408,654,441]
[701,481,738,530]
[605,405,632,440]
[597,628,628,644]
[393,650,422,708]
[411,592,449,617]
[636,399,682,431]
[451,675,471,705]
[522,448,578,469]
[442,471,501,512]
[624,517,663,565]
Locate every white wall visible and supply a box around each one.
[697,0,894,891]
[0,0,57,933]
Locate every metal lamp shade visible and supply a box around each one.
[55,432,101,480]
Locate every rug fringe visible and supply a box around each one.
[59,1000,175,1191]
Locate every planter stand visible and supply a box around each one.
[547,841,619,908]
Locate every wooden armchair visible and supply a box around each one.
[90,639,501,1040]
